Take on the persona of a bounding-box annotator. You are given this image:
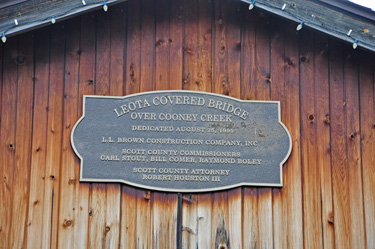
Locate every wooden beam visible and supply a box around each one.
[240,0,375,52]
[0,0,127,37]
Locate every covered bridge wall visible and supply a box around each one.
[0,0,374,248]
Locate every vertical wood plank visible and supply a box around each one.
[126,1,154,248]
[0,36,18,249]
[226,1,242,248]
[212,192,229,249]
[269,15,287,249]
[283,22,303,249]
[56,18,82,249]
[258,188,272,249]
[44,23,66,249]
[72,13,95,249]
[0,42,2,244]
[182,0,198,91]
[182,194,198,249]
[26,28,50,249]
[139,0,155,92]
[89,184,106,249]
[181,2,199,246]
[95,10,111,96]
[126,0,141,94]
[153,2,179,248]
[240,3,256,101]
[136,190,152,248]
[8,32,34,249]
[241,8,259,248]
[120,186,137,248]
[212,0,227,96]
[329,40,350,249]
[344,49,366,249]
[152,193,178,248]
[227,188,242,249]
[359,52,375,249]
[254,9,273,249]
[155,0,170,90]
[196,193,212,248]
[139,1,154,247]
[106,3,126,248]
[314,33,334,249]
[226,0,241,99]
[211,2,231,249]
[109,3,126,96]
[253,10,270,100]
[299,31,323,249]
[88,8,111,249]
[169,0,183,90]
[0,40,3,249]
[119,3,139,248]
[181,1,213,248]
[243,188,259,248]
[196,0,213,93]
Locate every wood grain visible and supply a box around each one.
[344,48,366,249]
[269,15,287,249]
[314,32,334,249]
[359,52,375,249]
[88,8,111,249]
[300,30,323,249]
[329,40,350,249]
[282,21,303,249]
[26,27,50,249]
[0,35,18,249]
[8,32,34,249]
[44,22,66,249]
[56,18,83,249]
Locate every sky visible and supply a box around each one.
[349,0,375,10]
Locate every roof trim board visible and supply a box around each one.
[0,0,374,52]
[240,0,375,52]
[0,0,126,37]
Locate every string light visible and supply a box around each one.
[1,33,6,43]
[0,0,368,50]
[296,21,304,31]
[249,1,255,10]
[103,1,108,12]
[353,39,358,49]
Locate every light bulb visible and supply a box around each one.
[353,40,358,49]
[296,21,304,31]
[103,1,108,11]
[1,33,6,43]
[249,1,255,10]
[14,19,18,25]
[82,0,86,5]
[51,16,56,24]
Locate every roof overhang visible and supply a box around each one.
[0,0,374,52]
[240,0,375,52]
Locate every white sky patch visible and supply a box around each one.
[349,0,375,10]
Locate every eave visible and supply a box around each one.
[0,0,374,52]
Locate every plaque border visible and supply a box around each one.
[71,90,292,192]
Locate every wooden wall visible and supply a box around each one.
[0,0,374,248]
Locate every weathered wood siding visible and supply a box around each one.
[0,0,374,248]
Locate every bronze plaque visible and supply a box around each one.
[71,91,292,192]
